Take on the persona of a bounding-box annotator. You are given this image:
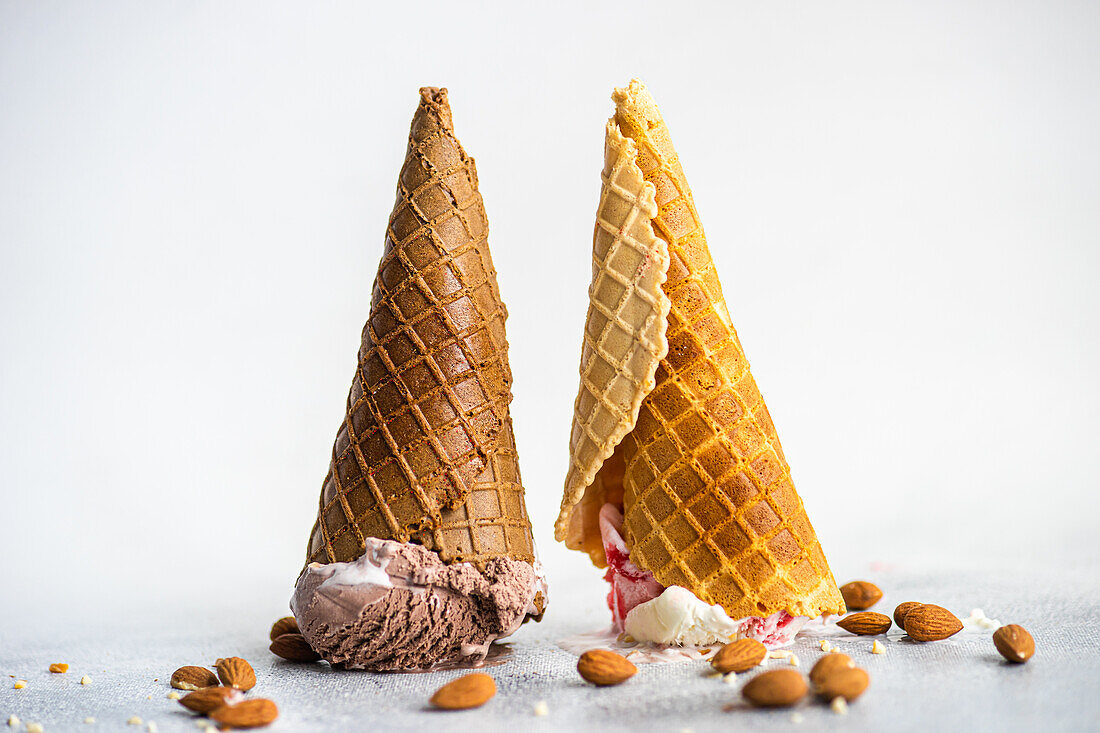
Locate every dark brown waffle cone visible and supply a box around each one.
[558,81,844,622]
[306,87,536,571]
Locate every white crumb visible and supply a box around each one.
[84,719,96,725]
[789,654,800,667]
[8,716,20,728]
[723,673,738,685]
[167,692,181,700]
[791,712,804,723]
[533,701,549,717]
[27,724,44,733]
[80,675,92,685]
[831,697,849,715]
[127,717,143,726]
[819,640,832,652]
[147,723,158,733]
[872,639,886,654]
[767,650,792,659]
[964,608,1001,630]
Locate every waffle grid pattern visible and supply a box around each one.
[611,81,843,619]
[415,417,535,565]
[307,88,535,568]
[558,122,671,548]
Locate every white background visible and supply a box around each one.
[1,0,1098,636]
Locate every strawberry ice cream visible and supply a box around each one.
[600,503,664,628]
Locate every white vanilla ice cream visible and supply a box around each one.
[624,586,743,646]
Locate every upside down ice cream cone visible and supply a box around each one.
[557,80,843,648]
[292,87,545,671]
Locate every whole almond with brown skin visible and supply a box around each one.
[429,673,496,710]
[904,604,962,641]
[179,686,242,714]
[170,666,219,691]
[893,602,922,630]
[993,624,1035,663]
[840,581,883,610]
[577,649,637,686]
[742,669,807,708]
[215,657,256,691]
[809,653,855,685]
[209,698,278,728]
[711,638,767,674]
[270,633,321,663]
[837,612,892,636]
[814,666,870,701]
[269,616,299,642]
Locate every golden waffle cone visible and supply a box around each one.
[557,80,843,621]
[557,121,671,566]
[306,87,537,574]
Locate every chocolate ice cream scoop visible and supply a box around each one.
[291,539,545,671]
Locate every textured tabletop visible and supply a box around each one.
[2,2,1099,731]
[3,559,1098,733]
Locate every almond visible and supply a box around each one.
[429,673,496,710]
[209,698,278,728]
[904,604,962,641]
[814,666,870,701]
[992,624,1035,663]
[577,649,637,686]
[711,638,767,674]
[836,612,892,636]
[809,653,855,685]
[893,601,922,629]
[840,581,883,610]
[269,633,321,663]
[179,686,241,714]
[741,669,807,708]
[215,657,256,691]
[268,616,299,641]
[170,666,219,691]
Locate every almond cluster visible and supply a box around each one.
[738,653,871,709]
[727,579,1033,716]
[838,580,1035,658]
[838,580,971,642]
[171,656,278,729]
[268,616,322,663]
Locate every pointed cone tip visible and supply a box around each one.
[419,85,448,104]
[612,79,663,136]
[612,78,646,102]
[416,86,453,130]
